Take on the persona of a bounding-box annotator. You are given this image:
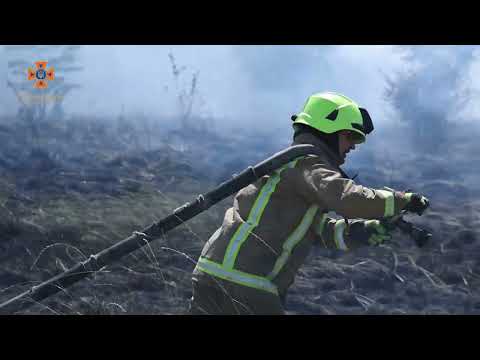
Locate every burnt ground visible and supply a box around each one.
[0,114,479,315]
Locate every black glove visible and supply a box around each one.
[403,192,430,215]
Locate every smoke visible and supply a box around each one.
[3,45,480,150]
[230,45,411,133]
[2,45,480,209]
[2,46,406,118]
[384,45,479,155]
[0,46,17,115]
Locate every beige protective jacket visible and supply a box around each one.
[193,132,410,297]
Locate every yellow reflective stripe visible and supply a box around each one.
[223,159,301,269]
[404,192,413,201]
[334,220,349,250]
[196,257,279,295]
[267,205,319,280]
[376,189,395,217]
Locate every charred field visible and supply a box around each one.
[0,113,480,315]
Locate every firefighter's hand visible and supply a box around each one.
[403,192,430,215]
[364,220,392,246]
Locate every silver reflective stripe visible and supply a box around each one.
[267,205,319,280]
[376,189,395,217]
[196,257,278,295]
[223,159,300,269]
[334,220,349,250]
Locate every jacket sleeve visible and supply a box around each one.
[296,157,411,220]
[312,213,381,251]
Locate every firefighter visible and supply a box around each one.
[189,92,429,315]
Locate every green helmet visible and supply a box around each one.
[292,92,374,143]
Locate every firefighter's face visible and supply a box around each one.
[338,130,361,161]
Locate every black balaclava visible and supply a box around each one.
[292,122,340,156]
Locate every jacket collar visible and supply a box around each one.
[291,132,344,168]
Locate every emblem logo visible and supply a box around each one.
[27,61,55,89]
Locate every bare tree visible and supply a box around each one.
[167,52,200,131]
[384,46,476,154]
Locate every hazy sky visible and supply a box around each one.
[2,45,479,137]
[1,46,407,122]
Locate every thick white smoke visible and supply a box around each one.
[4,45,480,144]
